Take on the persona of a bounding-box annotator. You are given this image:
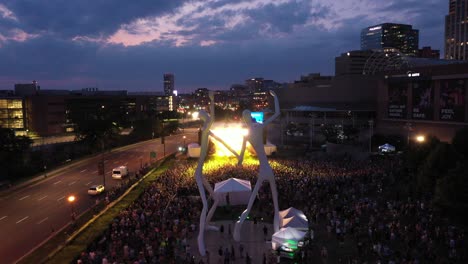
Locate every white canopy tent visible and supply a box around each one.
[279,207,308,221]
[281,215,309,230]
[213,178,252,206]
[272,227,307,250]
[378,143,396,153]
[187,143,201,158]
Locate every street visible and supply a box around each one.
[0,130,198,264]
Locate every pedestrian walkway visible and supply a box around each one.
[188,220,275,264]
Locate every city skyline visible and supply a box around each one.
[0,0,446,92]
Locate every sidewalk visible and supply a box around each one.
[187,220,275,264]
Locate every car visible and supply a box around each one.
[112,166,128,179]
[293,130,304,137]
[88,184,105,195]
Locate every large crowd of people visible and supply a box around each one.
[76,154,466,264]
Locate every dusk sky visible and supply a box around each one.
[0,0,446,93]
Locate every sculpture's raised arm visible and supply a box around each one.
[208,90,215,126]
[208,131,241,159]
[263,90,279,126]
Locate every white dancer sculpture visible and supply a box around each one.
[233,90,280,242]
[195,90,239,256]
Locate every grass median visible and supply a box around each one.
[19,159,174,264]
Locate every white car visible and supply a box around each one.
[88,185,105,195]
[112,166,128,179]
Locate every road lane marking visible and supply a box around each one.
[57,196,65,201]
[53,180,62,185]
[37,217,48,224]
[38,195,48,201]
[68,181,76,186]
[16,216,29,224]
[124,162,128,165]
[86,181,93,186]
[80,169,87,173]
[19,195,30,201]
[0,216,7,221]
[92,170,98,174]
[113,160,119,164]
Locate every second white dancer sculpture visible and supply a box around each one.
[233,90,280,242]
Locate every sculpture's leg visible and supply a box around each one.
[196,177,208,256]
[268,175,280,233]
[202,176,214,196]
[233,178,264,241]
[206,196,219,225]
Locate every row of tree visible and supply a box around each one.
[0,108,183,183]
[402,127,468,221]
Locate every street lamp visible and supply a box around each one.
[416,135,425,143]
[404,122,413,146]
[183,135,186,147]
[67,195,76,224]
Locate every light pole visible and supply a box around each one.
[368,120,374,153]
[309,113,317,148]
[183,135,186,147]
[404,122,413,147]
[67,195,76,224]
[100,139,106,188]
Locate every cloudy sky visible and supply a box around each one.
[0,0,447,93]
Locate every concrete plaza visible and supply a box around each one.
[187,220,278,264]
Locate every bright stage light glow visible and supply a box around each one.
[210,123,249,157]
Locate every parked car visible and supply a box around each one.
[88,184,105,195]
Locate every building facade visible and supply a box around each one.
[418,46,440,59]
[377,63,468,142]
[335,50,374,76]
[361,23,419,56]
[0,97,25,133]
[445,0,468,60]
[163,73,175,96]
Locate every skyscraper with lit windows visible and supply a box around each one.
[445,0,468,60]
[361,23,419,56]
[163,73,174,96]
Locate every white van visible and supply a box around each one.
[112,166,128,179]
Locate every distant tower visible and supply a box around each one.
[361,23,419,56]
[445,0,468,60]
[163,73,174,96]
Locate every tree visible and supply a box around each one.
[405,135,440,172]
[416,142,459,195]
[0,128,32,181]
[452,127,468,157]
[434,163,468,219]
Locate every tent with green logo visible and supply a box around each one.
[271,227,306,250]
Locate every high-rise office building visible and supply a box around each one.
[361,23,419,56]
[445,0,468,60]
[163,73,174,96]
